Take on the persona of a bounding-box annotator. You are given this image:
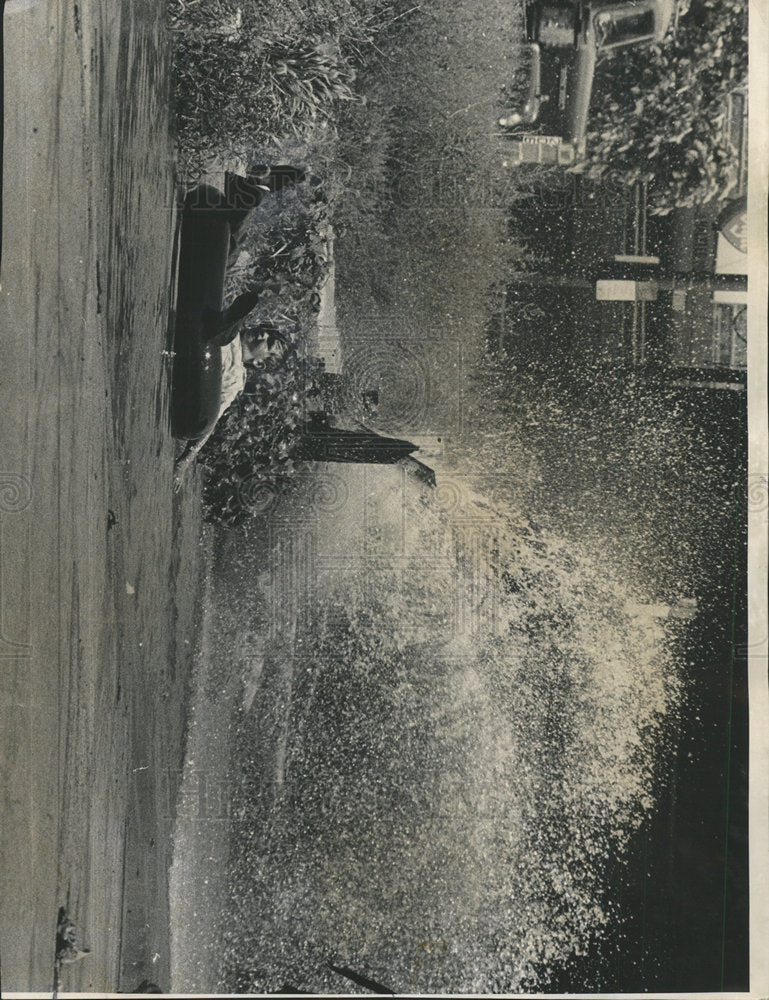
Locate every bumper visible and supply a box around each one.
[498,43,542,128]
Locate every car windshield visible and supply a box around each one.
[594,8,655,47]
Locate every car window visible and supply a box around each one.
[595,9,655,47]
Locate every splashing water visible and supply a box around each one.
[171,461,682,994]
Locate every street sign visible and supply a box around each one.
[596,279,658,301]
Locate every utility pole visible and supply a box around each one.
[508,271,595,290]
[646,365,747,392]
[509,269,748,295]
[631,272,747,295]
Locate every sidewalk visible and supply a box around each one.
[1,0,116,989]
[1,1,191,992]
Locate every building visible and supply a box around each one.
[655,86,748,371]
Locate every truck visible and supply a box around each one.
[499,0,678,166]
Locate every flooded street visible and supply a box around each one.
[167,190,747,990]
[1,0,750,993]
[1,1,201,991]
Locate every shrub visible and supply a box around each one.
[196,173,335,525]
[576,0,748,214]
[200,342,325,526]
[172,28,359,173]
[169,0,418,170]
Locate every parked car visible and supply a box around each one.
[499,0,678,166]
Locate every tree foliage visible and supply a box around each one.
[576,0,748,214]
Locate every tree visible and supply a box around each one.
[574,0,748,215]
